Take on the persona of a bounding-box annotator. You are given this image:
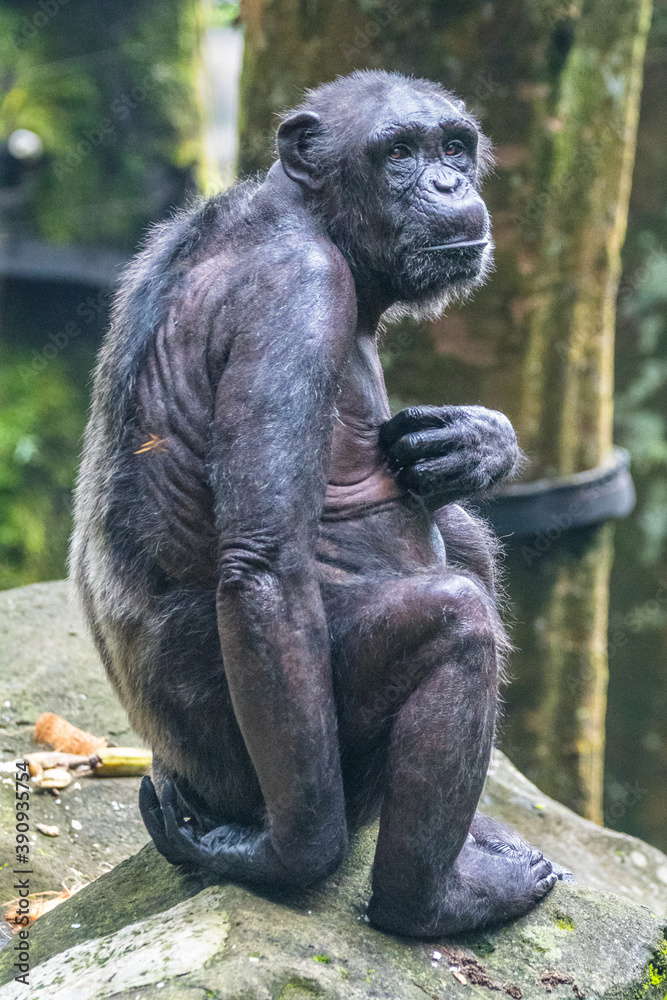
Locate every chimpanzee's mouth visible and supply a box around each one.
[413,238,489,253]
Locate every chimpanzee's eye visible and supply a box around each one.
[444,139,465,156]
[388,144,412,160]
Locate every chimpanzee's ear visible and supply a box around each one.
[277,112,324,191]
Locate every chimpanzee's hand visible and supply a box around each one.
[379,404,519,510]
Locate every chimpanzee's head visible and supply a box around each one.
[277,70,494,321]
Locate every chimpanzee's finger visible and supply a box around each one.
[397,457,487,500]
[388,426,479,469]
[379,405,454,451]
[139,774,177,861]
[551,862,576,883]
[161,777,189,837]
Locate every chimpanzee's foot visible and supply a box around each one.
[139,773,221,868]
[367,835,565,938]
[140,774,338,888]
[140,773,260,875]
[469,812,575,884]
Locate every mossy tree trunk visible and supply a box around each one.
[237,0,651,822]
[0,0,204,250]
[603,0,667,848]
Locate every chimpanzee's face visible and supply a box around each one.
[277,77,493,320]
[361,94,493,317]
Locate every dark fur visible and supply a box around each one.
[71,70,571,937]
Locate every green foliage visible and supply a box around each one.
[0,0,202,249]
[0,0,206,590]
[0,347,88,589]
[209,1,240,29]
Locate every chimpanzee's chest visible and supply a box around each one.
[322,334,399,519]
[317,336,447,580]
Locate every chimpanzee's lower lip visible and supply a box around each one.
[413,238,489,253]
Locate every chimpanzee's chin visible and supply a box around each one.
[403,248,485,294]
[384,244,492,322]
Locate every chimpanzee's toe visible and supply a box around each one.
[534,871,559,898]
[551,860,576,883]
[140,774,209,869]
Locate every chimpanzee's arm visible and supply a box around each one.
[205,244,356,886]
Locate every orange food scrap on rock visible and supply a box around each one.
[3,888,76,930]
[34,713,107,755]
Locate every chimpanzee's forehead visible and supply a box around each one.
[365,85,472,139]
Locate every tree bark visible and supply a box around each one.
[604,0,667,849]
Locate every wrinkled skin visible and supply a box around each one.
[71,70,572,939]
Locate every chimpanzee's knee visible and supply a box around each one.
[414,573,502,677]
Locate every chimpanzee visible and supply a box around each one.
[71,70,572,938]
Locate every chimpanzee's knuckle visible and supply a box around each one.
[405,430,433,458]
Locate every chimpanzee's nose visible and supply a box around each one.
[433,169,462,194]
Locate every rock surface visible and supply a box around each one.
[0,580,666,998]
[0,826,666,999]
[0,582,148,919]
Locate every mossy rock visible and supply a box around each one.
[0,829,666,998]
[1,581,666,997]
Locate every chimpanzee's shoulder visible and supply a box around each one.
[266,231,353,285]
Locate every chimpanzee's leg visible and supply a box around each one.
[328,571,564,937]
